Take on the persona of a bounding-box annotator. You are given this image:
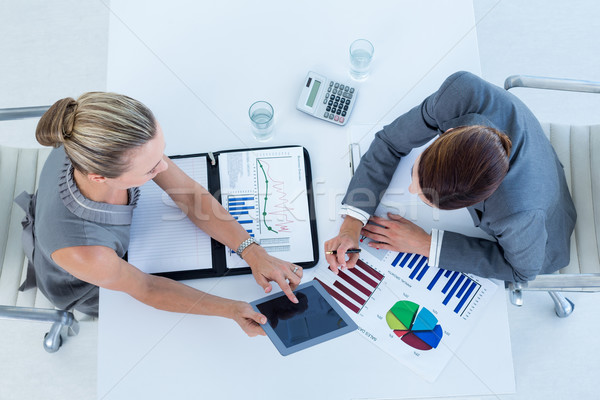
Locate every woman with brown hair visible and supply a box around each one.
[16,92,302,336]
[325,71,576,283]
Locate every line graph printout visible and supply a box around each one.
[218,147,314,268]
[129,157,213,274]
[315,238,498,382]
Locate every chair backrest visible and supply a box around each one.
[0,145,53,307]
[539,123,600,275]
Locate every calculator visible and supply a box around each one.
[296,71,357,126]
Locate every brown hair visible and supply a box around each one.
[36,92,156,178]
[418,125,512,210]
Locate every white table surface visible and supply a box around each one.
[99,1,515,399]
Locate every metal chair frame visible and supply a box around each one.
[0,105,78,352]
[505,74,600,317]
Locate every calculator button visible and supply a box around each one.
[350,88,355,93]
[333,103,338,108]
[326,106,331,112]
[340,117,345,123]
[323,99,327,104]
[344,105,348,111]
[325,93,329,99]
[328,100,333,106]
[344,86,349,91]
[327,87,331,92]
[324,112,329,118]
[336,109,341,115]
[331,108,337,113]
[329,81,333,86]
[339,84,345,90]
[329,114,334,120]
[334,115,339,121]
[342,111,347,117]
[335,96,340,101]
[347,93,353,99]
[334,83,339,88]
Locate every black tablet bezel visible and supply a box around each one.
[250,280,358,356]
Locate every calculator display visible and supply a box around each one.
[306,80,321,108]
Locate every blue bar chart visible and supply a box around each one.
[227,195,257,228]
[388,252,483,317]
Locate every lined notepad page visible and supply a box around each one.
[128,157,213,274]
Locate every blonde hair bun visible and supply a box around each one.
[36,97,78,147]
[35,92,156,178]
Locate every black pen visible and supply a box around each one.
[325,249,362,255]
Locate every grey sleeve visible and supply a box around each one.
[438,210,548,282]
[43,219,123,256]
[342,71,481,215]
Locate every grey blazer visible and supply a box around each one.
[343,71,576,282]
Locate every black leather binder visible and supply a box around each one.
[129,145,318,281]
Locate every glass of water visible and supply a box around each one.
[248,101,274,141]
[349,39,374,80]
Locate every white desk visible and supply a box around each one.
[99,1,515,398]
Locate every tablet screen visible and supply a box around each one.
[256,284,349,348]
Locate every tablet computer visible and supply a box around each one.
[250,280,358,356]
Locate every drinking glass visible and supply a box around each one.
[349,39,374,80]
[249,101,274,141]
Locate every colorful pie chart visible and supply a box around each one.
[385,300,443,351]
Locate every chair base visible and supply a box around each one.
[548,291,574,318]
[0,306,79,353]
[507,283,575,318]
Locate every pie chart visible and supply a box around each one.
[385,300,443,351]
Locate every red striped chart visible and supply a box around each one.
[314,259,384,314]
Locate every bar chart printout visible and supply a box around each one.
[388,252,484,319]
[314,258,385,314]
[218,147,314,268]
[316,238,498,382]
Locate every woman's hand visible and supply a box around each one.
[231,301,267,337]
[242,244,303,303]
[361,213,431,257]
[324,216,363,274]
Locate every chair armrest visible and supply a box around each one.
[504,75,600,94]
[0,305,76,325]
[518,273,600,292]
[0,106,50,121]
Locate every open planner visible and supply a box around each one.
[127,146,318,280]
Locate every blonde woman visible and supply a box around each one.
[16,93,303,336]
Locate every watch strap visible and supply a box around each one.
[236,237,258,258]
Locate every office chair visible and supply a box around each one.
[504,75,600,317]
[0,106,80,352]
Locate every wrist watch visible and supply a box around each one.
[236,237,258,258]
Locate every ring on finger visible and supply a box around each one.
[292,266,299,274]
